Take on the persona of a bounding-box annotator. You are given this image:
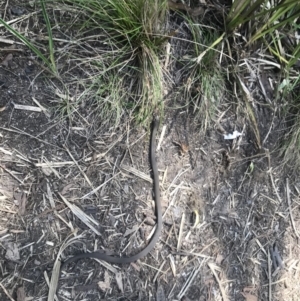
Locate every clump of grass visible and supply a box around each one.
[1,0,168,125]
[178,18,226,131]
[87,69,128,127]
[58,0,168,124]
[225,0,300,161]
[226,0,300,68]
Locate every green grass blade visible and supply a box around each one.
[226,0,266,32]
[251,8,300,41]
[265,34,289,65]
[40,0,57,73]
[0,17,53,72]
[288,42,300,68]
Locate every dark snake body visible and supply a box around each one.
[61,118,162,268]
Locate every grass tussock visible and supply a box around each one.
[225,0,300,164]
[226,0,300,68]
[59,0,168,124]
[0,0,168,125]
[180,19,226,131]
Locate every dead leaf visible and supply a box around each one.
[5,242,20,261]
[215,253,224,265]
[130,262,140,272]
[17,286,26,301]
[18,193,27,215]
[60,183,73,195]
[173,141,189,155]
[115,272,123,293]
[180,142,189,154]
[14,191,27,215]
[14,191,22,203]
[41,166,52,176]
[144,216,156,226]
[1,53,13,67]
[123,225,138,237]
[98,270,110,292]
[241,287,258,301]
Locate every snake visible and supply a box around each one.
[61,117,162,268]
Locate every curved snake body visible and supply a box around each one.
[62,118,161,268]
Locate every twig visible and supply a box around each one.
[121,164,152,183]
[167,168,190,194]
[47,184,61,230]
[286,178,300,238]
[177,212,185,251]
[84,132,126,162]
[32,97,50,117]
[268,249,272,301]
[59,193,101,236]
[178,263,202,299]
[0,282,16,301]
[263,108,277,145]
[266,149,282,203]
[80,172,120,199]
[153,260,166,283]
[3,0,9,20]
[63,145,97,196]
[163,182,180,219]
[0,12,38,28]
[0,127,61,149]
[0,164,23,184]
[168,254,176,277]
[208,262,229,301]
[13,103,42,112]
[36,161,74,167]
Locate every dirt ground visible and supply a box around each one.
[1,2,300,301]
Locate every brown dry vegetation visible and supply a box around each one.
[1,1,300,301]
